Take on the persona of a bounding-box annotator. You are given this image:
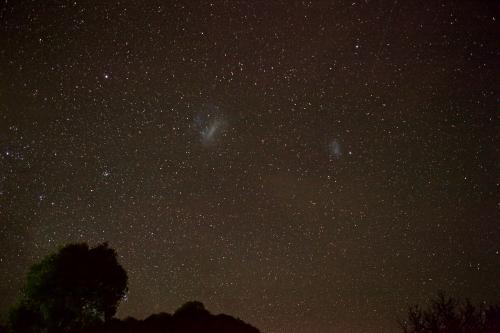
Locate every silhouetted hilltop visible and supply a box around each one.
[87,301,260,333]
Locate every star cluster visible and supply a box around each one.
[0,1,498,332]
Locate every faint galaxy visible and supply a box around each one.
[328,138,343,160]
[0,1,498,332]
[193,104,227,146]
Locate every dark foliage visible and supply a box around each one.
[399,292,500,333]
[8,243,128,333]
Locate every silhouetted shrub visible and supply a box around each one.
[399,292,500,333]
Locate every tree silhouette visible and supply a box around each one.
[399,292,500,333]
[9,243,128,333]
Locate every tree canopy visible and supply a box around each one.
[9,243,128,333]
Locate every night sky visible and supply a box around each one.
[1,1,498,332]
